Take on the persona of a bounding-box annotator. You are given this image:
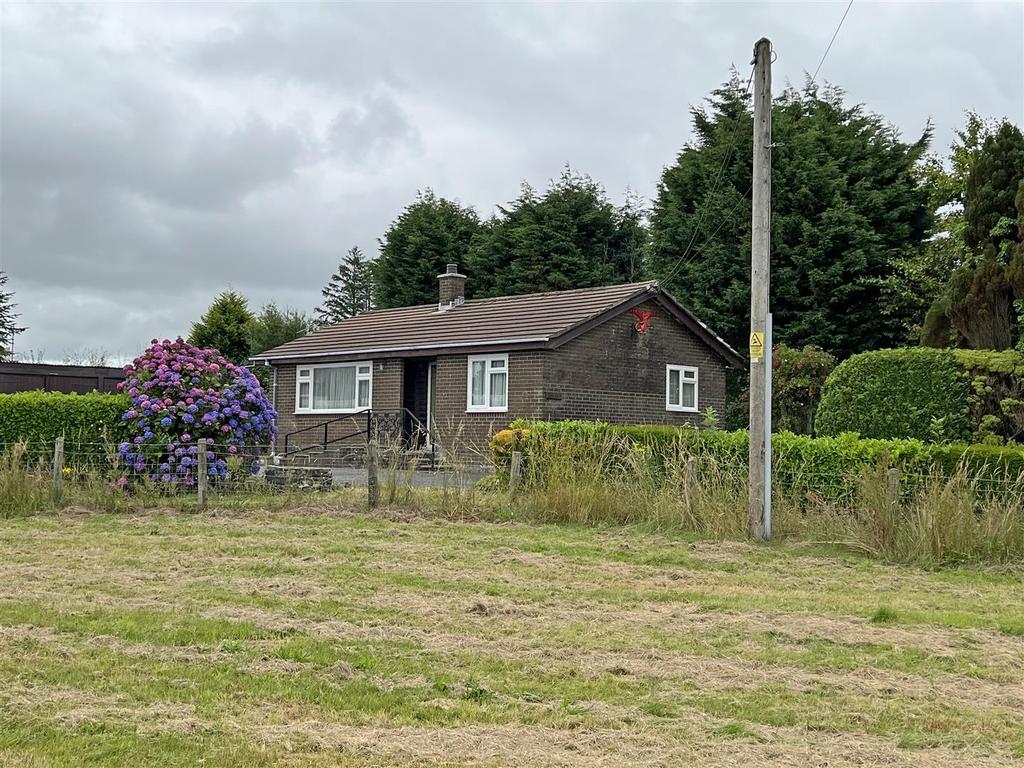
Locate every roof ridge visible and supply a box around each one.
[317,280,659,326]
[461,280,658,307]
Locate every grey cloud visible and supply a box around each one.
[326,91,421,164]
[1,2,1021,359]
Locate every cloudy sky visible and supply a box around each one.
[1,2,1021,363]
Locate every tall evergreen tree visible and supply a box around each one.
[466,168,648,298]
[374,190,481,308]
[0,271,26,361]
[902,114,991,346]
[648,75,932,359]
[189,290,255,364]
[316,246,374,324]
[940,120,1024,349]
[249,303,315,355]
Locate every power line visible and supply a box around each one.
[660,65,756,287]
[811,0,854,82]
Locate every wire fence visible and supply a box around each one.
[3,436,1023,509]
[1,439,285,500]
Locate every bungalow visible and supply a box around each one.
[253,265,743,461]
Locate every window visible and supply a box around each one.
[295,363,372,413]
[666,364,698,412]
[467,354,508,412]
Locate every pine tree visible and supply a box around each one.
[316,246,374,325]
[0,271,26,361]
[189,290,255,364]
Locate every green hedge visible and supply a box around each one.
[0,391,130,450]
[507,419,1024,500]
[814,349,971,442]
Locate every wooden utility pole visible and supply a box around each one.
[748,37,772,541]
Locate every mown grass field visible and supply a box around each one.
[1,504,1022,767]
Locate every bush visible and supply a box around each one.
[115,338,276,486]
[815,348,971,442]
[771,345,835,434]
[955,349,1024,444]
[0,390,130,448]
[726,345,835,434]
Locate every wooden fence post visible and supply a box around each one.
[367,440,380,509]
[508,450,523,500]
[197,438,208,511]
[886,467,900,509]
[51,436,65,505]
[683,457,697,517]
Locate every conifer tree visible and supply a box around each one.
[374,191,480,308]
[248,304,315,355]
[648,75,932,358]
[0,271,26,361]
[466,168,647,298]
[316,246,374,324]
[189,290,255,364]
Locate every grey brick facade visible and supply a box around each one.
[270,300,729,458]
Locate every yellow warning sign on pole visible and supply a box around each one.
[749,331,765,359]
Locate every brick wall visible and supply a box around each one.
[430,350,545,456]
[272,358,402,453]
[541,300,727,427]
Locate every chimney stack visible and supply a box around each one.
[437,263,466,309]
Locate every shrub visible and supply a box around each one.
[115,338,276,486]
[815,348,971,442]
[726,345,835,434]
[770,345,835,434]
[955,349,1024,444]
[0,390,130,448]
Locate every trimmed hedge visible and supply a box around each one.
[505,419,1024,500]
[0,391,130,449]
[815,349,971,442]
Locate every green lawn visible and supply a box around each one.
[0,505,1022,767]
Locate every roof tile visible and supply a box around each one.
[255,281,658,360]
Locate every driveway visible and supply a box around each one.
[330,466,491,488]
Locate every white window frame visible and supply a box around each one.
[466,354,509,413]
[295,362,373,415]
[665,364,699,413]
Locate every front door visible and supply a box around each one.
[401,359,433,446]
[426,363,437,445]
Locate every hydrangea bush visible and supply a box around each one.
[116,338,276,486]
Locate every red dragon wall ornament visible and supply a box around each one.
[627,308,657,334]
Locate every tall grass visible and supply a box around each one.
[0,442,51,518]
[508,430,1024,566]
[822,466,1024,565]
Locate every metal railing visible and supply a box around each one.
[281,410,371,456]
[279,409,437,470]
